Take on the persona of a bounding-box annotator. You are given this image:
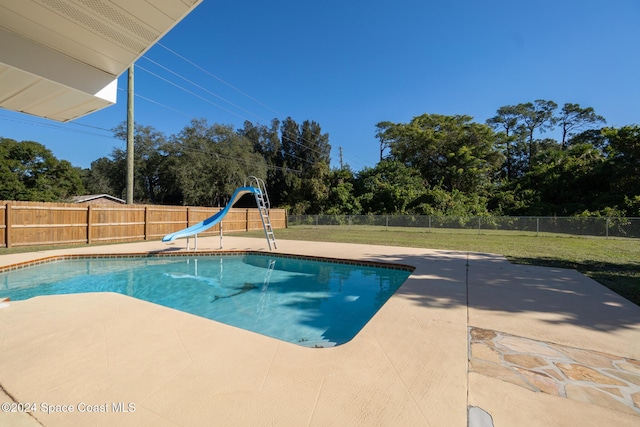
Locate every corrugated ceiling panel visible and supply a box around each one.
[0,0,204,76]
[0,8,129,75]
[37,0,151,51]
[0,0,204,121]
[1,79,66,111]
[0,66,40,102]
[72,0,159,43]
[48,97,111,121]
[0,67,111,122]
[149,0,196,20]
[28,86,102,116]
[1,0,148,73]
[101,0,174,33]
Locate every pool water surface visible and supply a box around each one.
[0,254,412,347]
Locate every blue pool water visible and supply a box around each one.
[0,254,411,347]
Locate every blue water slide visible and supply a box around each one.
[162,186,260,242]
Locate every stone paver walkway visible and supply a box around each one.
[469,327,640,416]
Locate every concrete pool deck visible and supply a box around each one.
[0,236,638,426]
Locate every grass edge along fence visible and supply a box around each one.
[288,215,640,239]
[0,200,287,248]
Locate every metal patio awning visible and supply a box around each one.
[0,0,203,122]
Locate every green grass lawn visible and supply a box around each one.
[244,225,640,307]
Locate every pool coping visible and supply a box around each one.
[0,251,416,275]
[0,235,639,426]
[0,250,416,349]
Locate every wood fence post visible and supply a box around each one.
[4,202,11,248]
[5,202,12,248]
[87,205,93,244]
[144,206,149,240]
[246,209,249,231]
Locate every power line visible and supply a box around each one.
[136,64,250,121]
[1,60,327,174]
[117,81,317,169]
[137,100,313,168]
[67,121,113,133]
[149,45,328,158]
[141,55,269,123]
[340,148,370,171]
[157,42,283,118]
[120,87,196,119]
[130,72,326,162]
[1,89,323,173]
[165,141,303,174]
[3,45,343,174]
[107,87,308,172]
[123,49,332,167]
[0,113,118,140]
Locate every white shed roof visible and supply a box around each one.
[0,0,203,122]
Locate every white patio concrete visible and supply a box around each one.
[0,236,638,426]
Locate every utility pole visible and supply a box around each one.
[126,65,134,204]
[339,146,344,169]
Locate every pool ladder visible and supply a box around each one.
[246,176,277,251]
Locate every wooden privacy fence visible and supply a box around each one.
[0,201,287,248]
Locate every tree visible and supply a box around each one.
[238,119,281,163]
[413,186,490,216]
[567,128,608,150]
[256,117,332,213]
[275,117,304,206]
[0,139,26,199]
[238,117,332,213]
[237,118,284,205]
[388,114,502,194]
[280,117,302,170]
[172,119,267,206]
[0,138,84,201]
[602,125,640,202]
[82,157,117,195]
[486,105,524,180]
[355,160,426,214]
[112,123,178,203]
[519,143,609,215]
[324,166,361,214]
[558,103,605,149]
[295,120,331,213]
[299,120,331,165]
[375,121,395,161]
[516,100,558,168]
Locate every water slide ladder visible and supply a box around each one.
[164,176,277,251]
[246,176,277,251]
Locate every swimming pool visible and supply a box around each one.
[0,253,412,347]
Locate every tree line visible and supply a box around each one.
[1,99,639,217]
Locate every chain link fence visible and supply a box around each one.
[288,215,640,239]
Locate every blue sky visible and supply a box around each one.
[1,0,639,171]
